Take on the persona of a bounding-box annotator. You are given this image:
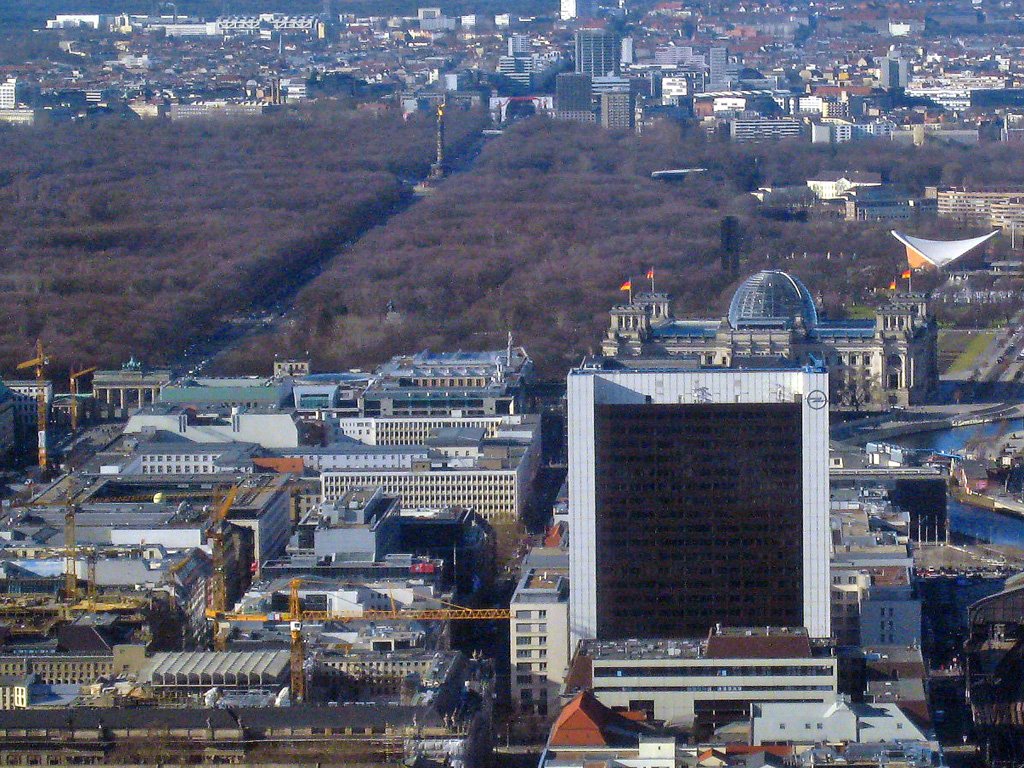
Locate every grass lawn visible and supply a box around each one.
[845,305,878,320]
[945,331,996,374]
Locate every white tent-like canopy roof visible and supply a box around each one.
[891,230,999,269]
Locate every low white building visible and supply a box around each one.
[125,405,299,448]
[750,695,928,745]
[574,628,838,728]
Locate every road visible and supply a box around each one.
[172,129,489,378]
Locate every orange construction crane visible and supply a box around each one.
[17,340,50,472]
[69,366,97,432]
[207,486,238,617]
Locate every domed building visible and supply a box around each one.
[601,270,937,410]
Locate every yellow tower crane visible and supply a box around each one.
[69,366,97,433]
[208,577,511,700]
[289,578,306,702]
[63,504,78,601]
[17,340,50,472]
[207,485,238,615]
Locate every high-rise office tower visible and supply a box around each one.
[567,363,831,644]
[560,0,597,20]
[600,90,634,130]
[879,57,909,90]
[575,29,620,78]
[556,72,593,112]
[708,46,730,90]
[507,33,531,56]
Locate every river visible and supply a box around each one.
[889,420,1024,548]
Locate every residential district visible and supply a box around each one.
[6,230,1024,768]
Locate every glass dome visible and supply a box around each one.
[727,271,818,330]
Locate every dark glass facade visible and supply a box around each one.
[593,402,804,639]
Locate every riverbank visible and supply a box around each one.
[832,403,1024,445]
[952,484,1024,517]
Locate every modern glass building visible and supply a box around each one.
[567,365,831,644]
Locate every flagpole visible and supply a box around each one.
[629,283,633,304]
[650,270,655,293]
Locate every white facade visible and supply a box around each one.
[321,465,524,522]
[583,635,837,726]
[567,367,831,643]
[0,79,19,110]
[510,570,569,717]
[125,411,299,448]
[751,696,927,744]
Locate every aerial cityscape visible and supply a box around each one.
[7,0,1024,765]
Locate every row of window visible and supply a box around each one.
[593,665,834,678]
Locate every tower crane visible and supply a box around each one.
[17,340,50,472]
[69,366,97,432]
[207,485,238,618]
[207,577,510,699]
[64,504,79,601]
[289,578,305,701]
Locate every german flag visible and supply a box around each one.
[620,280,632,292]
[902,269,912,279]
[889,279,897,290]
[646,267,654,280]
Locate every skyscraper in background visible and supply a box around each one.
[879,57,909,90]
[600,90,634,130]
[560,0,597,20]
[556,72,593,112]
[575,28,620,78]
[708,46,732,90]
[567,364,831,645]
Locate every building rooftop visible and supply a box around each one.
[581,627,820,661]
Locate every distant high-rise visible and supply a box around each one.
[575,28,620,78]
[708,46,731,90]
[568,363,831,645]
[0,78,21,110]
[879,57,909,90]
[556,72,593,112]
[560,0,597,20]
[600,90,634,130]
[507,33,531,56]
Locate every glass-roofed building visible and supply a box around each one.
[600,270,937,410]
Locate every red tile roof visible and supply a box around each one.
[548,691,645,747]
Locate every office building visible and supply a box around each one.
[321,416,541,521]
[878,57,909,90]
[0,79,22,110]
[510,548,569,717]
[569,627,837,729]
[560,0,596,20]
[932,186,1024,233]
[708,46,731,90]
[600,272,938,410]
[556,72,592,113]
[361,347,532,418]
[600,90,634,130]
[730,117,805,142]
[507,34,531,55]
[575,29,620,78]
[567,363,831,643]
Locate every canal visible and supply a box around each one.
[890,419,1024,547]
